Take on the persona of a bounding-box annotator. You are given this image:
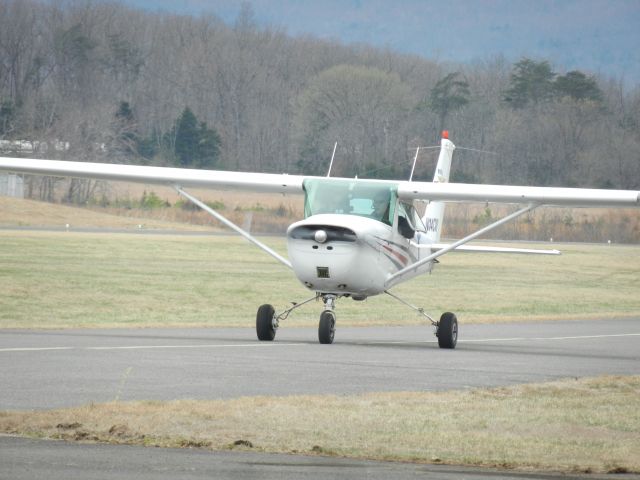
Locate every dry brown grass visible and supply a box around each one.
[442,204,640,244]
[1,376,638,474]
[0,196,211,231]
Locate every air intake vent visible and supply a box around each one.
[289,225,357,242]
[316,267,330,278]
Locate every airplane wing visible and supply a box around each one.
[0,156,638,207]
[0,157,306,195]
[398,181,639,207]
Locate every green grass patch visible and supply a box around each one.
[0,231,639,328]
[1,376,638,474]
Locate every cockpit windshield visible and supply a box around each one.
[303,178,398,226]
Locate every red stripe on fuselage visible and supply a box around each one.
[382,244,408,266]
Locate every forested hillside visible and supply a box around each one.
[1,0,639,204]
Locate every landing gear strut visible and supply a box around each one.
[385,290,458,349]
[255,294,339,344]
[257,292,458,349]
[255,294,319,342]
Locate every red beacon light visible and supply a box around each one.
[442,130,449,139]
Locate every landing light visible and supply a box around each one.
[314,229,328,243]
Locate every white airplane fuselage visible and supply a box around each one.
[287,213,432,298]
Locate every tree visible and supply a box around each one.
[0,100,16,135]
[504,58,556,108]
[53,23,98,101]
[108,101,139,159]
[554,71,603,103]
[427,72,470,131]
[174,107,199,167]
[105,34,143,82]
[194,121,222,169]
[294,65,413,176]
[171,107,221,168]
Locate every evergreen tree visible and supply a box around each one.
[428,72,470,131]
[554,71,603,103]
[171,107,221,168]
[115,101,134,123]
[174,107,199,167]
[504,58,556,108]
[0,100,16,136]
[195,121,221,169]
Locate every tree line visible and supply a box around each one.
[0,0,638,203]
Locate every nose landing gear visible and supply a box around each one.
[318,295,337,344]
[255,293,339,344]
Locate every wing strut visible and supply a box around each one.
[174,186,292,269]
[386,203,538,287]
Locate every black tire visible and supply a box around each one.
[256,304,276,341]
[437,312,458,349]
[318,310,336,344]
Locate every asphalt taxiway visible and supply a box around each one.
[1,319,639,410]
[1,319,639,479]
[4,434,638,480]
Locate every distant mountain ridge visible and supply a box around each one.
[124,0,640,86]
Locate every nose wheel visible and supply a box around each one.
[318,294,337,344]
[318,310,336,344]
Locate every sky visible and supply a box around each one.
[120,0,640,86]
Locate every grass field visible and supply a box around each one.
[1,376,638,473]
[0,229,638,329]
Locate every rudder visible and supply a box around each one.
[420,131,455,244]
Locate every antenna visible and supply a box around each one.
[408,146,420,181]
[326,142,338,177]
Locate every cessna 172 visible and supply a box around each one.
[1,132,638,349]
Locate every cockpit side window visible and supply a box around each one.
[410,204,426,232]
[396,201,426,238]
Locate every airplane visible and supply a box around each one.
[0,131,638,349]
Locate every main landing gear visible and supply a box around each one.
[383,291,458,349]
[255,304,276,341]
[256,292,458,349]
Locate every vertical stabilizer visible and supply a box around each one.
[420,131,455,244]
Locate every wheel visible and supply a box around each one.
[256,304,276,341]
[318,310,336,344]
[437,312,458,349]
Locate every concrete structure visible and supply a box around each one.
[0,173,24,198]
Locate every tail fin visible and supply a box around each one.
[421,131,455,244]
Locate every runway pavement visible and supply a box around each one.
[4,434,638,480]
[1,319,639,479]
[1,318,639,410]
